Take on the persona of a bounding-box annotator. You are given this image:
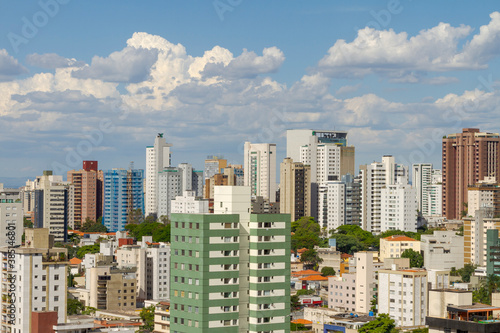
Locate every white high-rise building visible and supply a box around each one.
[243,142,277,202]
[300,143,341,183]
[33,171,74,242]
[0,196,23,246]
[378,268,427,328]
[146,133,173,217]
[317,181,345,233]
[286,129,348,163]
[412,163,432,213]
[157,164,205,217]
[157,168,182,218]
[360,156,408,234]
[412,164,442,216]
[352,251,383,314]
[2,229,68,333]
[171,191,209,214]
[381,182,418,232]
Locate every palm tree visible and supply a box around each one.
[482,274,500,294]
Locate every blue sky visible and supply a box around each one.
[1,1,500,185]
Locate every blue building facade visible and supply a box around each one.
[103,169,144,232]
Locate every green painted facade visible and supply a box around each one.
[170,213,291,333]
[486,229,500,276]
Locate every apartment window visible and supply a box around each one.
[42,275,46,281]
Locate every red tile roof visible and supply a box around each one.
[69,257,82,265]
[383,235,417,242]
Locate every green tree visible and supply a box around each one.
[140,305,155,331]
[82,306,97,315]
[125,221,171,242]
[452,263,476,283]
[321,266,336,277]
[290,323,308,331]
[76,244,100,259]
[473,286,490,304]
[291,217,321,251]
[476,274,500,304]
[336,225,377,247]
[300,248,323,269]
[291,294,301,310]
[23,217,33,228]
[401,249,424,268]
[68,272,75,287]
[329,234,367,254]
[358,313,396,333]
[67,298,84,315]
[296,289,315,296]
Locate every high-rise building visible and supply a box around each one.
[378,268,427,328]
[287,130,354,182]
[158,164,204,217]
[103,168,144,232]
[443,128,500,219]
[359,156,408,234]
[204,156,227,180]
[0,195,23,246]
[344,174,361,226]
[171,191,209,214]
[467,178,500,217]
[463,207,500,265]
[244,142,277,202]
[318,181,345,232]
[280,158,311,222]
[67,161,103,229]
[286,130,348,162]
[146,133,173,217]
[1,228,68,333]
[169,186,290,333]
[317,173,362,233]
[412,164,443,217]
[352,251,383,314]
[33,171,74,242]
[381,182,418,232]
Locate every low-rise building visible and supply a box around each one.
[420,231,464,270]
[426,289,500,333]
[379,235,420,262]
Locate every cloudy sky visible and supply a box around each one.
[1,1,500,185]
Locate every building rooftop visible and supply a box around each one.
[291,319,313,325]
[69,257,82,265]
[292,270,322,277]
[300,275,330,281]
[383,235,418,242]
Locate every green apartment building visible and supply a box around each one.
[170,212,290,333]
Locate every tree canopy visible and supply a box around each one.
[140,305,155,331]
[125,221,171,242]
[321,266,336,277]
[76,244,100,259]
[291,217,322,251]
[450,263,476,283]
[358,314,396,333]
[401,249,424,268]
[300,248,323,269]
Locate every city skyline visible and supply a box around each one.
[1,2,500,185]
